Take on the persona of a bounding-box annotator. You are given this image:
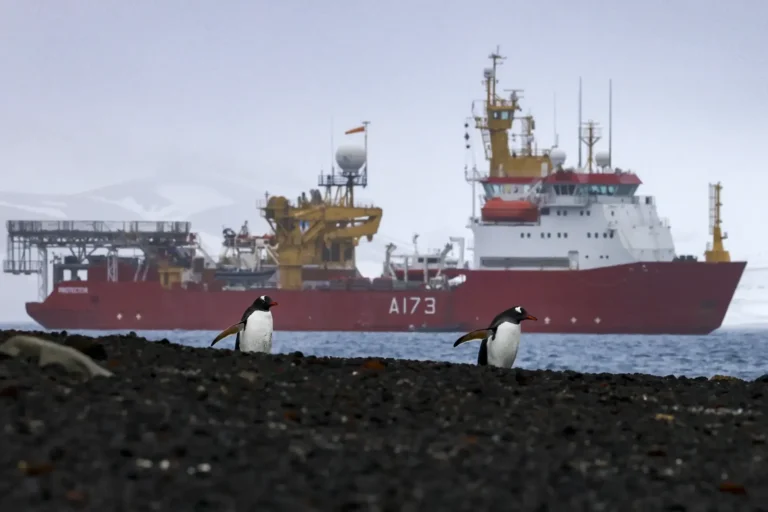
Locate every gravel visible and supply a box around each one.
[1,329,768,511]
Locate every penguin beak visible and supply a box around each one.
[269,301,279,307]
[525,315,537,321]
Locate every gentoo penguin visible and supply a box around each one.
[210,295,279,353]
[453,306,537,368]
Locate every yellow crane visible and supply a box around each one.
[262,123,383,289]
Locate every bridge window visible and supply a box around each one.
[553,185,577,195]
[615,184,639,196]
[586,185,621,196]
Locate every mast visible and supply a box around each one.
[580,120,602,173]
[362,120,370,190]
[578,77,583,168]
[608,79,613,167]
[489,45,504,103]
[704,182,731,263]
[553,92,559,148]
[330,116,335,174]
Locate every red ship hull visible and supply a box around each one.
[25,261,746,335]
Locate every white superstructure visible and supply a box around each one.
[468,159,675,271]
[461,47,677,272]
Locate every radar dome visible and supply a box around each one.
[595,151,611,169]
[549,148,567,169]
[335,145,367,175]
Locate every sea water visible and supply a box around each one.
[2,322,766,381]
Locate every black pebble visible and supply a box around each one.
[0,328,767,511]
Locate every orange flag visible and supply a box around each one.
[345,125,365,135]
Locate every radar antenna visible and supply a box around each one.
[318,121,370,207]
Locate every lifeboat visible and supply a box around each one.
[481,198,539,223]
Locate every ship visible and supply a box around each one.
[3,48,746,334]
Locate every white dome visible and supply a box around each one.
[549,148,566,168]
[335,145,367,175]
[595,151,611,168]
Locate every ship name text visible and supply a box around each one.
[58,286,89,294]
[388,297,436,315]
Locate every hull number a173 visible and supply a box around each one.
[388,297,436,315]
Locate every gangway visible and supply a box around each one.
[3,220,193,300]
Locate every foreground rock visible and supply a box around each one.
[1,329,767,511]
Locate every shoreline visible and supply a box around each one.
[1,329,768,510]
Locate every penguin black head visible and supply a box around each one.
[508,306,537,324]
[253,295,279,311]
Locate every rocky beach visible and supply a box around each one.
[1,328,767,511]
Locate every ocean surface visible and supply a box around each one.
[2,322,767,381]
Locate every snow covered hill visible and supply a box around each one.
[0,175,390,321]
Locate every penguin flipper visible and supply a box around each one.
[477,338,489,366]
[453,329,492,347]
[235,332,240,351]
[210,322,245,347]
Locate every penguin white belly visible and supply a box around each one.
[487,322,521,368]
[241,310,273,353]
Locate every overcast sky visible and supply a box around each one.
[1,0,767,274]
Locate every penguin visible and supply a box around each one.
[210,295,279,353]
[453,306,537,368]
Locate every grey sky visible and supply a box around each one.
[1,0,767,267]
